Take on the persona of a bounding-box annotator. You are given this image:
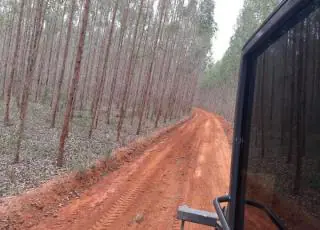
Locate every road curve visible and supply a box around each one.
[32,109,231,230]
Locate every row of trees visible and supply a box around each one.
[248,7,320,226]
[254,6,320,190]
[0,0,216,166]
[196,0,319,201]
[195,0,279,121]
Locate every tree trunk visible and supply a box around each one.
[15,0,46,163]
[50,14,66,107]
[155,33,177,128]
[288,28,297,163]
[105,2,129,125]
[280,35,288,147]
[260,53,266,158]
[57,0,91,167]
[0,21,10,97]
[88,0,119,138]
[51,0,76,128]
[43,18,57,101]
[34,34,48,102]
[4,0,25,125]
[1,11,15,99]
[117,0,144,141]
[294,21,308,194]
[137,0,166,134]
[79,14,98,112]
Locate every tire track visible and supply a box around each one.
[89,116,199,230]
[27,109,231,230]
[171,116,208,230]
[121,117,201,230]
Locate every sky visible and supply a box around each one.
[212,0,244,61]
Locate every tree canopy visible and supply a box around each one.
[195,0,280,121]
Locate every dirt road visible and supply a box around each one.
[30,109,231,230]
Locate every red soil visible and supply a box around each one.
[0,109,232,229]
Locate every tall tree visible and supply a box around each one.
[88,0,119,138]
[4,0,25,125]
[117,0,145,141]
[105,1,129,125]
[57,0,91,167]
[196,0,278,121]
[136,0,166,135]
[51,0,76,128]
[15,0,46,163]
[1,9,15,99]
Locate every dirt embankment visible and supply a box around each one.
[0,109,232,230]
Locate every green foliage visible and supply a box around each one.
[199,0,217,38]
[202,0,279,89]
[196,0,279,121]
[180,0,218,70]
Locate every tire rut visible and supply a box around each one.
[89,117,198,230]
[23,109,231,230]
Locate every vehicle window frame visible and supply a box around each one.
[227,0,319,229]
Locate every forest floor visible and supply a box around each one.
[0,100,181,197]
[0,108,233,230]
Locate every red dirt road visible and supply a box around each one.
[13,109,232,230]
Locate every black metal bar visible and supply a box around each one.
[242,0,314,54]
[213,195,231,230]
[214,195,287,230]
[245,200,286,230]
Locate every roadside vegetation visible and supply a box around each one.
[195,0,279,122]
[0,0,216,197]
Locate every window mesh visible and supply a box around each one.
[244,5,320,230]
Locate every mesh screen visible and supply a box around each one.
[244,5,320,230]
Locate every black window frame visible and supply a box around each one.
[227,0,319,229]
